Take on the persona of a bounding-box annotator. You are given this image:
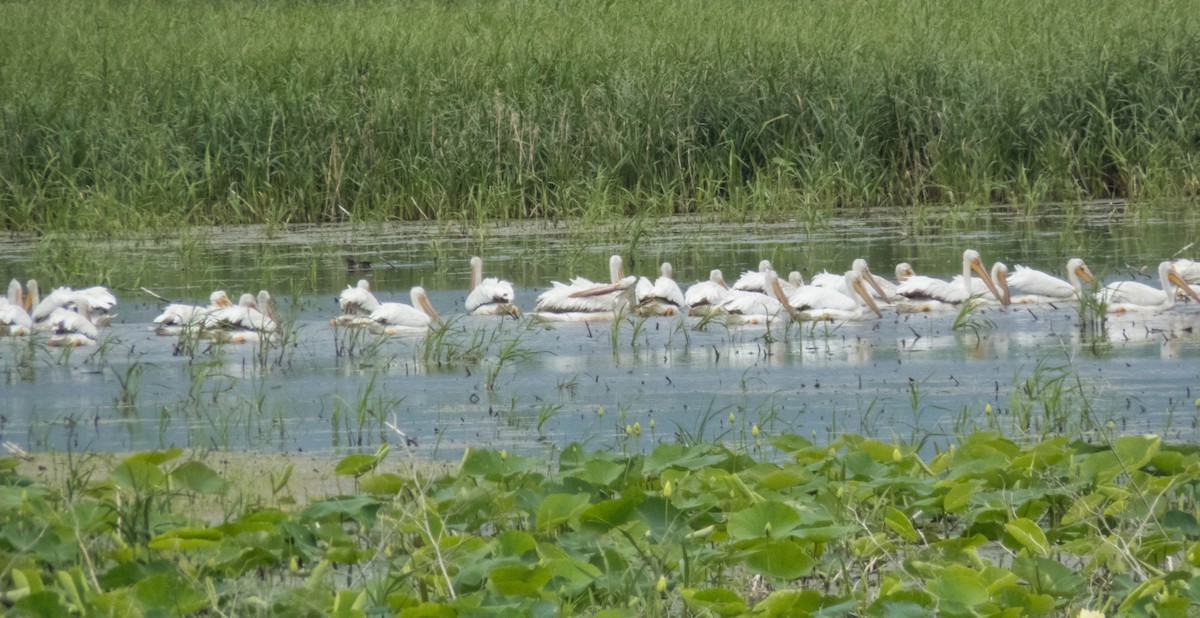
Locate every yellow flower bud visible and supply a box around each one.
[729,412,736,423]
[892,448,902,462]
[656,575,667,593]
[633,421,642,436]
[752,424,760,437]
[597,406,604,417]
[985,403,993,414]
[663,481,673,498]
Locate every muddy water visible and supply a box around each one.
[1,205,1198,458]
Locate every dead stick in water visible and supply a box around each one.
[140,287,172,303]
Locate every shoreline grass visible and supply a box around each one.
[2,0,1200,232]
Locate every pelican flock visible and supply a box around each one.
[5,249,1198,347]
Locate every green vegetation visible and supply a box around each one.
[3,0,1200,232]
[5,432,1200,615]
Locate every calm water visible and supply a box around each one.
[2,205,1199,458]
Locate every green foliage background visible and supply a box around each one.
[2,0,1200,231]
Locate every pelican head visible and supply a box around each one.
[758,259,772,273]
[846,270,883,318]
[25,279,39,312]
[853,258,890,302]
[211,290,233,307]
[237,293,257,308]
[992,262,1011,305]
[356,279,371,291]
[710,269,729,289]
[1068,258,1095,284]
[1163,262,1200,303]
[660,262,674,279]
[765,270,798,320]
[788,271,804,288]
[257,290,277,322]
[609,255,626,284]
[411,286,445,328]
[895,263,914,282]
[7,279,21,308]
[964,250,1008,306]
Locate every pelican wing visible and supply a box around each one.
[786,286,858,312]
[684,281,728,309]
[1007,265,1074,298]
[370,302,433,329]
[896,275,949,300]
[466,277,516,313]
[339,286,380,315]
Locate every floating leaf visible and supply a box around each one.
[884,507,920,543]
[359,473,404,495]
[1011,556,1086,599]
[751,589,856,616]
[682,587,748,616]
[488,564,552,597]
[928,565,989,610]
[124,448,184,466]
[536,493,591,532]
[334,454,380,477]
[744,538,817,579]
[1004,518,1049,556]
[728,501,803,540]
[110,461,167,492]
[171,460,227,494]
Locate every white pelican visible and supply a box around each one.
[532,255,634,321]
[153,290,233,335]
[684,269,730,316]
[635,262,685,316]
[1174,258,1200,284]
[896,250,1008,307]
[339,280,381,316]
[714,270,796,324]
[207,291,279,342]
[786,270,883,321]
[0,279,33,336]
[1006,258,1095,303]
[42,302,99,347]
[466,256,519,317]
[353,286,445,334]
[810,259,892,302]
[781,272,806,295]
[1099,261,1200,313]
[731,260,774,293]
[32,284,117,326]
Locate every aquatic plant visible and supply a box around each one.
[5,431,1200,615]
[5,0,1200,232]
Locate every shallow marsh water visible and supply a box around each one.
[2,204,1199,459]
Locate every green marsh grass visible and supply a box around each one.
[3,0,1200,232]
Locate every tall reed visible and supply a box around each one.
[2,0,1199,231]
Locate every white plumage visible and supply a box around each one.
[1006,258,1095,303]
[355,286,444,334]
[635,262,685,316]
[153,290,233,335]
[684,269,730,316]
[339,280,381,316]
[0,279,33,336]
[810,259,892,302]
[32,284,117,324]
[715,270,796,324]
[731,260,775,293]
[896,250,1008,307]
[786,269,884,321]
[1100,261,1200,313]
[466,256,518,317]
[532,255,635,320]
